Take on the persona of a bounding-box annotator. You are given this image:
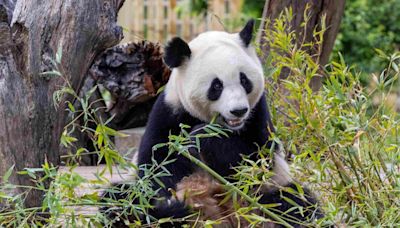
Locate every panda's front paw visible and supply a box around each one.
[188,123,208,148]
[189,123,228,163]
[190,123,208,135]
[190,123,232,138]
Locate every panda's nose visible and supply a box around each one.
[230,108,248,117]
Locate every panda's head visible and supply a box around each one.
[164,20,264,131]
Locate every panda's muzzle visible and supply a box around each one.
[230,108,248,118]
[214,107,249,130]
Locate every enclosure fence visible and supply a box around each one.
[118,0,242,44]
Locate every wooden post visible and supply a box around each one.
[135,0,144,40]
[146,1,154,41]
[182,11,190,41]
[169,0,177,39]
[155,0,163,41]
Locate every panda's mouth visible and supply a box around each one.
[221,117,245,130]
[225,118,243,127]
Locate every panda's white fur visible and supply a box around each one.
[165,31,265,130]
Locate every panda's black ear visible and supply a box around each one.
[164,37,191,68]
[239,19,255,47]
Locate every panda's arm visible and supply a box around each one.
[191,133,257,177]
[245,92,274,144]
[137,93,199,197]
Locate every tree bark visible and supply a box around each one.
[257,0,345,90]
[0,0,15,24]
[89,41,170,130]
[0,0,124,208]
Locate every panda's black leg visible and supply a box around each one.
[148,200,192,228]
[259,183,323,227]
[260,150,325,227]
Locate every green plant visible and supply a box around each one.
[334,0,400,83]
[262,8,400,227]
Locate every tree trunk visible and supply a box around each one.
[0,0,124,208]
[257,0,345,90]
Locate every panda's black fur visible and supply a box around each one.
[102,20,323,227]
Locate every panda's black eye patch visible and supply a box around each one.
[240,72,253,94]
[208,78,223,101]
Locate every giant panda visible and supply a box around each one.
[102,20,323,227]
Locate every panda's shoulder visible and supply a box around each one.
[149,92,201,127]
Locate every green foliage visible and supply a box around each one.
[188,0,208,16]
[176,0,208,17]
[242,0,265,19]
[334,0,400,82]
[263,9,400,226]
